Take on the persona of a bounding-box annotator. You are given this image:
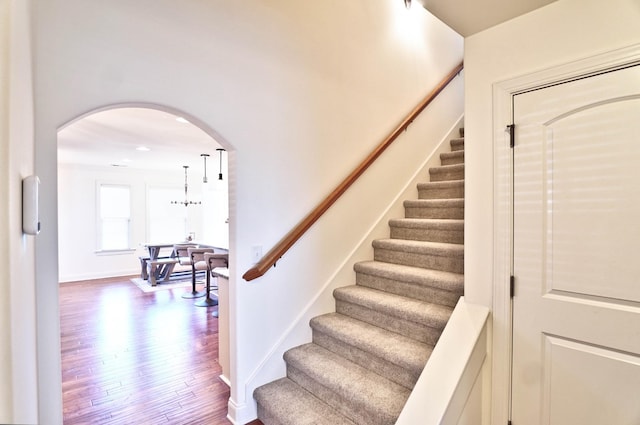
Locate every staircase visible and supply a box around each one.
[254,132,465,425]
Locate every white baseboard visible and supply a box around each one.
[219,374,230,387]
[227,397,257,425]
[59,268,139,283]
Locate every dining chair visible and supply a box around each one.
[203,252,229,316]
[173,243,205,299]
[188,247,217,307]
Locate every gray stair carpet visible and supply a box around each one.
[254,132,465,425]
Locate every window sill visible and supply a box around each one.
[95,249,136,256]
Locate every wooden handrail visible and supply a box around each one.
[243,61,464,281]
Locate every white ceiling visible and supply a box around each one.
[57,107,223,172]
[419,0,557,36]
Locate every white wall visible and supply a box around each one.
[29,0,463,422]
[0,2,11,420]
[2,0,38,423]
[57,164,217,282]
[464,0,640,422]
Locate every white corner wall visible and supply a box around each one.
[29,0,462,422]
[3,0,38,423]
[0,2,12,420]
[464,0,640,423]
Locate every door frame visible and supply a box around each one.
[490,43,640,425]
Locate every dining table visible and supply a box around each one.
[141,243,179,283]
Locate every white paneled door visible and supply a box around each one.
[512,64,640,424]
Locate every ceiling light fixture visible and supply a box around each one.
[201,153,210,183]
[136,146,150,152]
[171,165,201,207]
[216,148,225,180]
[404,0,411,8]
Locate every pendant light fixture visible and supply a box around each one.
[201,153,210,183]
[171,165,201,207]
[217,148,225,180]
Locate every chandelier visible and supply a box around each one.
[171,165,201,207]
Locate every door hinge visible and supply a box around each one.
[507,124,515,147]
[510,275,515,298]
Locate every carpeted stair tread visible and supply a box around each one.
[354,260,463,293]
[389,218,464,244]
[404,198,464,207]
[372,238,464,273]
[417,179,464,189]
[373,238,464,254]
[429,163,464,173]
[354,260,463,307]
[285,343,410,425]
[310,313,432,387]
[440,150,464,165]
[389,218,464,231]
[333,285,452,331]
[416,180,465,200]
[429,163,464,181]
[404,198,464,219]
[450,137,464,151]
[254,377,355,425]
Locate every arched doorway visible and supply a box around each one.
[55,105,231,422]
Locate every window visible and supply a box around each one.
[98,184,131,251]
[147,186,187,243]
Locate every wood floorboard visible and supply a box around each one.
[59,276,266,425]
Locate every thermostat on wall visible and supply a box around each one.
[22,175,40,235]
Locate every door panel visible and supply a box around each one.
[542,335,640,424]
[544,99,640,303]
[512,64,640,424]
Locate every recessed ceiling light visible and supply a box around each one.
[136,146,150,152]
[176,117,189,124]
[122,158,132,163]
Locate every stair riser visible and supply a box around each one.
[312,331,419,390]
[418,185,464,199]
[335,300,443,345]
[373,248,464,274]
[256,406,281,425]
[355,274,462,308]
[389,226,463,244]
[439,151,464,166]
[405,205,463,219]
[255,377,358,425]
[287,366,391,425]
[429,167,464,182]
[450,139,464,151]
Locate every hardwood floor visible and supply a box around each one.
[59,276,239,424]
